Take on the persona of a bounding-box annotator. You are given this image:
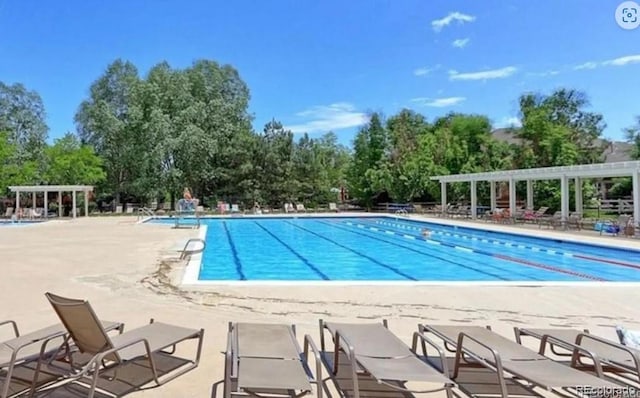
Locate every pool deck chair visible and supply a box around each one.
[515,327,640,384]
[224,322,323,398]
[319,319,455,398]
[31,292,204,398]
[420,324,619,398]
[0,319,123,398]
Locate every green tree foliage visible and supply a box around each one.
[44,133,105,185]
[1,64,622,214]
[75,59,147,205]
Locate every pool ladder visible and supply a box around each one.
[395,209,409,219]
[179,238,206,260]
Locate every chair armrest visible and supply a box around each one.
[94,337,152,365]
[333,329,358,376]
[0,320,19,337]
[412,331,451,377]
[539,334,604,377]
[304,334,324,398]
[453,332,505,379]
[577,333,640,373]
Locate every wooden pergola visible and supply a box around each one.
[430,161,640,223]
[8,185,94,219]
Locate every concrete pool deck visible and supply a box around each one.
[1,214,640,397]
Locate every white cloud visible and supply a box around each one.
[573,54,640,71]
[448,66,517,81]
[574,61,598,70]
[431,12,476,32]
[452,38,470,48]
[411,96,466,107]
[413,64,441,76]
[286,102,369,134]
[527,70,560,77]
[496,116,522,128]
[602,54,640,66]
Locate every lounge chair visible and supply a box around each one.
[328,203,339,212]
[224,322,323,398]
[284,203,295,213]
[30,293,204,398]
[319,319,455,398]
[420,324,619,398]
[515,326,640,384]
[522,206,549,223]
[295,204,306,212]
[537,210,562,229]
[0,319,123,398]
[565,212,583,230]
[2,207,13,218]
[231,204,241,213]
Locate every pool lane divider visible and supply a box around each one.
[375,220,640,270]
[319,220,515,281]
[375,220,571,256]
[222,221,246,280]
[253,222,330,280]
[283,221,419,281]
[345,221,607,282]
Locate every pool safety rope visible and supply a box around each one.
[373,220,640,270]
[344,221,607,282]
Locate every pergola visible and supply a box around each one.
[430,161,640,222]
[8,185,94,219]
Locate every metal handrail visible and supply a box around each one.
[180,238,206,260]
[137,207,155,220]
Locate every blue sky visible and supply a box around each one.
[0,0,638,146]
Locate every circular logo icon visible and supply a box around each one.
[616,1,640,29]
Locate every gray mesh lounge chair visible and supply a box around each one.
[224,322,323,398]
[515,327,640,384]
[29,292,204,398]
[0,319,123,398]
[421,324,620,398]
[319,319,455,398]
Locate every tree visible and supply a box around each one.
[346,113,386,208]
[44,133,106,185]
[0,132,39,192]
[0,82,49,162]
[75,59,148,205]
[625,116,640,160]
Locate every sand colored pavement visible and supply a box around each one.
[1,216,639,397]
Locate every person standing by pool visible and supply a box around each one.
[183,188,193,201]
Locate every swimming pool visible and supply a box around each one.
[150,216,640,283]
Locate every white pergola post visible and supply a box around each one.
[561,175,569,224]
[440,181,447,215]
[508,178,516,215]
[15,190,20,217]
[633,171,640,226]
[470,180,477,219]
[526,180,534,209]
[72,191,77,219]
[490,181,497,211]
[44,191,48,219]
[58,191,63,217]
[84,190,90,217]
[32,192,36,214]
[575,177,583,214]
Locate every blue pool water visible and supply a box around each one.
[151,216,640,282]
